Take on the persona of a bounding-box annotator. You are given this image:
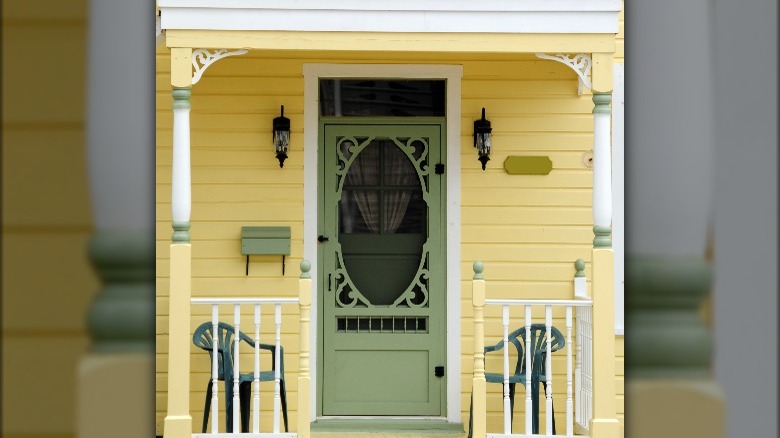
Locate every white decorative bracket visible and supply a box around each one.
[535,53,592,95]
[191,48,248,85]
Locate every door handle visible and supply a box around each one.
[318,235,330,243]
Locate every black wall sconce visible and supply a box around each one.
[473,107,492,170]
[273,105,291,168]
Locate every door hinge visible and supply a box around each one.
[434,366,445,377]
[435,163,445,175]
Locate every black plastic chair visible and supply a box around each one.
[469,324,565,437]
[193,321,288,433]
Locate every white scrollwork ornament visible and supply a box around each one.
[191,48,248,85]
[535,53,592,94]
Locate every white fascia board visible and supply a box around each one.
[158,0,621,12]
[159,0,621,34]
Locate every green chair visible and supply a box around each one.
[468,324,566,437]
[193,321,289,433]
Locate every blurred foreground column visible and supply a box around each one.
[626,259,723,438]
[77,1,154,437]
[626,2,724,437]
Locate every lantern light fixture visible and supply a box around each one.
[473,107,492,171]
[273,105,291,168]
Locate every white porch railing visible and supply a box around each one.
[183,260,313,438]
[471,261,594,438]
[190,298,299,438]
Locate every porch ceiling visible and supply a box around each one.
[159,0,620,53]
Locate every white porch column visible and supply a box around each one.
[592,91,613,248]
[171,87,192,241]
[78,0,153,437]
[164,48,194,438]
[587,53,621,438]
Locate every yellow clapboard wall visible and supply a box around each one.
[156,42,625,432]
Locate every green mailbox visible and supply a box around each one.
[241,226,291,275]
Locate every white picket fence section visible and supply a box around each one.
[483,299,593,438]
[191,298,299,438]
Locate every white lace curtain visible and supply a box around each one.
[343,140,415,234]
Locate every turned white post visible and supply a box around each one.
[524,305,532,434]
[502,305,511,434]
[471,262,486,438]
[575,307,583,428]
[253,305,261,433]
[86,0,153,233]
[273,304,282,433]
[545,306,553,434]
[592,92,613,248]
[79,2,154,437]
[172,87,192,238]
[233,305,241,432]
[566,306,574,435]
[211,306,219,433]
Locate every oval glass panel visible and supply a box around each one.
[338,139,427,306]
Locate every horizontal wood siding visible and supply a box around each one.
[157,41,624,432]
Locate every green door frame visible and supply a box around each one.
[316,117,447,417]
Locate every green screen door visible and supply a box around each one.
[320,121,446,416]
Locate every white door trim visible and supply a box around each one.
[303,63,463,422]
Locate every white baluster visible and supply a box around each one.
[233,304,240,433]
[588,307,594,426]
[575,308,583,428]
[524,305,532,434]
[253,304,261,433]
[211,305,219,434]
[273,304,282,433]
[545,305,552,435]
[502,305,511,434]
[566,306,573,436]
[584,307,592,427]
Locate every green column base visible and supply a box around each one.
[87,232,154,352]
[593,225,612,248]
[625,256,712,377]
[171,221,190,243]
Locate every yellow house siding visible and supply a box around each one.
[2,2,94,438]
[157,44,625,432]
